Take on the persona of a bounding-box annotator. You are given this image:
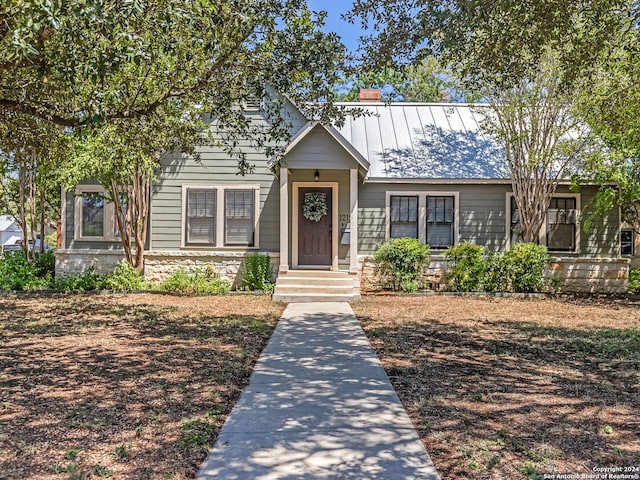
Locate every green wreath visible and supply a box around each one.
[303,192,328,222]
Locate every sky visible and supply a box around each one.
[306,1,365,53]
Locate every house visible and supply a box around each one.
[56,94,631,300]
[0,215,23,252]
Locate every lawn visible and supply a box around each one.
[353,295,640,479]
[0,293,283,480]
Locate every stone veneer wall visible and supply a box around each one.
[144,251,279,289]
[55,250,279,290]
[55,250,126,276]
[359,255,630,294]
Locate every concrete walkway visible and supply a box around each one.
[197,302,440,480]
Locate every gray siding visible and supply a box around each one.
[151,145,279,251]
[285,127,360,171]
[358,183,620,257]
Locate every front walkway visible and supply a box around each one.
[197,302,440,480]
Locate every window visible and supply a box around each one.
[74,186,118,241]
[427,196,455,248]
[186,189,217,245]
[506,193,579,252]
[225,190,255,246]
[386,191,459,248]
[547,197,577,251]
[389,195,418,239]
[81,192,105,238]
[621,229,635,256]
[182,185,259,248]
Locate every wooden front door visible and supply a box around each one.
[298,187,332,267]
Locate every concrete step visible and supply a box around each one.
[273,285,357,295]
[278,270,355,279]
[275,277,357,287]
[272,292,361,303]
[272,270,361,303]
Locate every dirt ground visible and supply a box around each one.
[353,294,640,480]
[0,293,283,480]
[2,293,639,479]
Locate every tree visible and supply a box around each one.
[1,1,347,132]
[400,58,453,103]
[348,1,635,244]
[2,1,349,271]
[333,58,452,102]
[0,112,67,259]
[333,68,406,101]
[347,0,635,91]
[482,53,594,243]
[575,27,640,233]
[61,104,204,273]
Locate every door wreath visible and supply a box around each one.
[303,192,328,222]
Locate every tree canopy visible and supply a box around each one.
[1,0,347,130]
[347,0,637,91]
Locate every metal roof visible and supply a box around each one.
[334,103,509,180]
[0,215,19,232]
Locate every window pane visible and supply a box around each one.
[621,229,634,256]
[390,196,418,239]
[427,224,453,248]
[82,192,105,237]
[547,197,577,251]
[548,224,575,251]
[225,190,254,246]
[426,196,455,248]
[187,189,216,245]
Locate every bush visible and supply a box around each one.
[629,268,640,294]
[34,249,56,278]
[241,254,274,292]
[505,243,550,292]
[0,250,50,290]
[373,237,430,292]
[483,252,514,293]
[52,267,104,291]
[444,242,487,292]
[159,266,230,295]
[101,261,145,291]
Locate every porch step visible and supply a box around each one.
[272,270,360,303]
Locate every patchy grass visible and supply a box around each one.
[0,293,283,480]
[354,295,640,479]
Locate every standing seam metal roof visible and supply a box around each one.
[334,103,509,180]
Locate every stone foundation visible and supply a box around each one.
[144,250,279,289]
[547,257,630,294]
[359,255,630,294]
[55,250,126,276]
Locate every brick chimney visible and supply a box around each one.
[359,88,382,102]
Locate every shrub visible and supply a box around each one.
[241,254,274,292]
[52,267,104,291]
[505,243,550,292]
[159,265,230,295]
[0,251,50,290]
[373,237,430,292]
[629,268,640,294]
[444,242,487,292]
[102,261,145,291]
[34,249,56,278]
[483,252,513,293]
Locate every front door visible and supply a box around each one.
[298,187,332,267]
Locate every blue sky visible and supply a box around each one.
[306,1,364,53]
